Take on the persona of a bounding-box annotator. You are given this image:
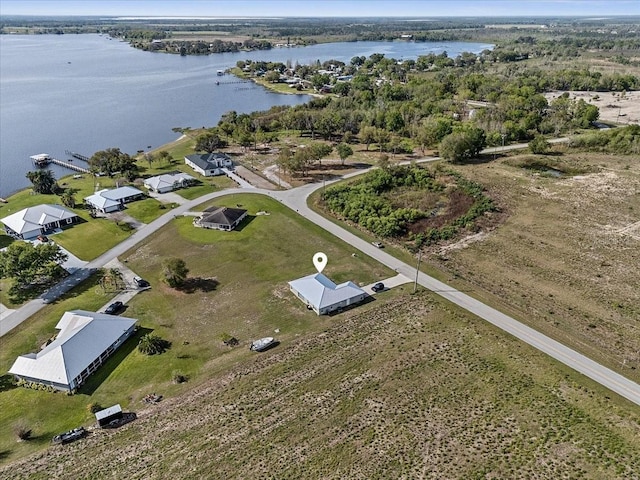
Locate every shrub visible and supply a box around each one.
[138,334,171,355]
[13,421,32,441]
[172,370,188,384]
[87,402,103,414]
[529,135,551,154]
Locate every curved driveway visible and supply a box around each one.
[3,137,639,406]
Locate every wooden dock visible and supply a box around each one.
[49,157,91,174]
[65,150,90,162]
[30,153,91,174]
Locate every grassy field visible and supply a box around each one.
[2,293,639,479]
[0,193,392,465]
[426,150,640,383]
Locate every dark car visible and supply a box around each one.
[105,301,124,315]
[371,282,385,292]
[134,277,150,288]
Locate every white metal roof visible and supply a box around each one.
[84,190,120,210]
[95,404,122,421]
[84,186,143,210]
[0,204,78,235]
[8,310,136,387]
[143,172,195,191]
[289,273,365,310]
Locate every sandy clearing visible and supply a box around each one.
[544,91,640,125]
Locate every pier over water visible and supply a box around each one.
[29,153,91,174]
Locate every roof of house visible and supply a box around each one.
[288,273,366,310]
[185,153,231,170]
[85,186,143,209]
[200,206,247,226]
[0,204,78,235]
[8,310,137,387]
[144,172,195,191]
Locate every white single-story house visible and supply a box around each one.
[289,273,367,315]
[8,310,137,392]
[185,153,233,176]
[194,205,247,231]
[84,186,145,214]
[1,204,79,240]
[143,172,196,193]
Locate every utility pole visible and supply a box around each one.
[413,249,422,294]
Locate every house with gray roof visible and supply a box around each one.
[185,153,233,176]
[1,204,79,240]
[143,172,195,193]
[84,186,145,214]
[8,310,137,392]
[288,273,367,315]
[194,205,247,231]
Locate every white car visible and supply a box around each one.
[372,242,383,248]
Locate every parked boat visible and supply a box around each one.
[250,337,276,352]
[52,427,86,445]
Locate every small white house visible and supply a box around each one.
[84,186,144,214]
[185,153,233,177]
[1,204,79,239]
[289,273,367,315]
[8,310,137,392]
[143,172,195,193]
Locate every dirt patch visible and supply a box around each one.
[233,165,276,189]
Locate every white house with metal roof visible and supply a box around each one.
[84,186,145,213]
[143,172,195,193]
[288,273,367,315]
[185,153,233,176]
[8,310,137,392]
[1,204,79,239]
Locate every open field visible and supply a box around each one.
[2,293,639,479]
[0,193,392,465]
[544,91,640,125]
[429,151,640,383]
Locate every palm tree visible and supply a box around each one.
[26,170,58,194]
[60,188,77,208]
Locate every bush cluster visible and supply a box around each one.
[322,165,495,246]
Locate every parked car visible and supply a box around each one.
[105,301,124,315]
[134,277,150,288]
[372,282,385,292]
[372,241,383,248]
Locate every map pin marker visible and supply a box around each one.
[313,252,327,273]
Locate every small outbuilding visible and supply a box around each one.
[194,205,247,231]
[289,273,367,315]
[95,404,123,428]
[185,153,233,176]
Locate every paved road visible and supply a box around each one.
[3,135,638,406]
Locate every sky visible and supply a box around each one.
[1,0,639,18]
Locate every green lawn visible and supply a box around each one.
[122,197,166,224]
[53,211,132,261]
[0,193,394,465]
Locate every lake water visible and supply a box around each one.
[0,35,492,197]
